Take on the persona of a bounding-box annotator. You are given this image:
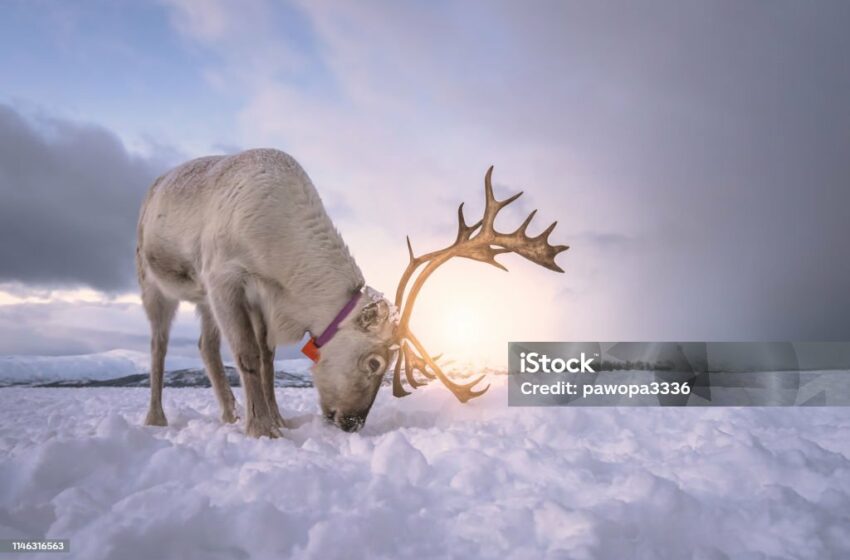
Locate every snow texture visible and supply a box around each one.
[1,379,849,559]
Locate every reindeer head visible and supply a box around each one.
[308,166,567,430]
[391,166,569,402]
[309,287,398,432]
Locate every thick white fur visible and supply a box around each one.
[136,149,393,437]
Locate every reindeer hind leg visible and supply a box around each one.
[141,282,178,427]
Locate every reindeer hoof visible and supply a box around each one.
[221,400,239,424]
[144,409,168,427]
[246,417,281,439]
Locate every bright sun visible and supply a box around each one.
[415,293,508,365]
[398,259,561,367]
[442,304,479,349]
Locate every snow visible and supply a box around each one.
[1,379,850,559]
[0,350,313,386]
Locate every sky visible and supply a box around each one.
[1,0,849,363]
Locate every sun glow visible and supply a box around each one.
[405,259,563,367]
[441,304,481,350]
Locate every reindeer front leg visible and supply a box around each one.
[208,274,281,438]
[197,304,238,424]
[249,309,286,428]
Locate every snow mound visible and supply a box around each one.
[1,380,849,559]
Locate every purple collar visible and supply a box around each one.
[301,291,362,362]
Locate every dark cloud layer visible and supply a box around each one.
[0,104,171,291]
[436,1,850,340]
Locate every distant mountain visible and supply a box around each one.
[33,366,315,388]
[0,350,490,389]
[0,350,315,388]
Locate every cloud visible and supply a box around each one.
[0,298,195,356]
[3,0,848,362]
[162,0,310,91]
[0,104,175,291]
[220,0,850,341]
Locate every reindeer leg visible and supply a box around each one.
[249,309,285,428]
[198,304,238,424]
[141,283,178,427]
[208,274,280,438]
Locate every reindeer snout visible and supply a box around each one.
[337,414,366,432]
[326,410,366,432]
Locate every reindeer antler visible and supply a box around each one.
[393,166,569,402]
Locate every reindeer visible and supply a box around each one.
[137,149,567,438]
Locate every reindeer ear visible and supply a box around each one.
[356,300,390,332]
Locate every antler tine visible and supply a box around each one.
[481,166,498,230]
[514,209,538,236]
[404,343,436,380]
[538,221,558,240]
[481,165,523,234]
[402,343,429,388]
[392,345,411,398]
[406,235,415,263]
[456,203,482,243]
[406,330,490,402]
[499,191,524,210]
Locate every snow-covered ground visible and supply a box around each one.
[1,380,850,559]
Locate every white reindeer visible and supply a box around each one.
[136,149,395,437]
[138,149,567,437]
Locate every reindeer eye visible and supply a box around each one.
[363,354,385,375]
[359,349,389,376]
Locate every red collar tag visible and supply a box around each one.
[301,338,321,362]
[301,291,362,363]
